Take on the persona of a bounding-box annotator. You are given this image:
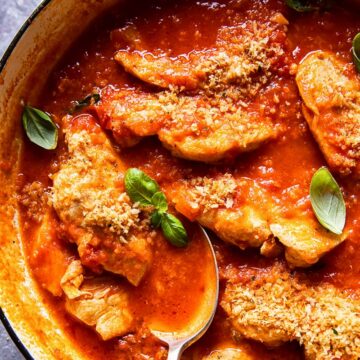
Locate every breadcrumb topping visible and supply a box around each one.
[160,20,287,115]
[198,21,286,98]
[157,91,261,138]
[222,266,360,360]
[79,190,145,243]
[18,181,49,223]
[52,129,151,244]
[182,174,237,212]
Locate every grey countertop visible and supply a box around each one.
[1,2,43,358]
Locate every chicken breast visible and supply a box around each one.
[115,51,205,91]
[270,217,344,268]
[52,114,153,286]
[167,173,345,268]
[200,348,256,360]
[95,89,164,148]
[96,20,288,162]
[115,21,287,92]
[222,264,360,360]
[168,175,272,249]
[97,88,278,162]
[296,51,360,178]
[61,260,134,340]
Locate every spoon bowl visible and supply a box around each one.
[151,226,219,360]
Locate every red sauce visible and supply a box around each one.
[129,224,213,332]
[18,0,360,358]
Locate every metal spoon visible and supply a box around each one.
[151,226,219,360]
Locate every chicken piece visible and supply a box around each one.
[222,264,360,360]
[198,207,272,250]
[187,339,293,360]
[29,210,72,296]
[115,51,205,90]
[115,21,287,91]
[97,87,279,162]
[61,260,134,340]
[157,95,278,162]
[167,173,345,268]
[168,175,272,249]
[259,236,283,258]
[95,89,165,148]
[270,217,344,267]
[52,114,153,286]
[112,23,203,89]
[296,51,360,178]
[202,349,254,360]
[101,20,287,162]
[190,341,258,360]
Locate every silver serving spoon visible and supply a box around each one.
[151,226,219,360]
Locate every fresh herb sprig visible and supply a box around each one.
[22,105,58,150]
[310,167,346,235]
[125,168,188,247]
[352,33,360,74]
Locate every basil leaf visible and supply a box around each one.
[72,93,100,113]
[151,210,163,228]
[310,167,346,235]
[125,168,188,247]
[285,0,328,12]
[22,106,58,150]
[352,33,360,74]
[125,168,160,206]
[151,192,168,212]
[161,213,188,247]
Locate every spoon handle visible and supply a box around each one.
[167,344,183,360]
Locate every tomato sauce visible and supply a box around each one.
[18,0,360,358]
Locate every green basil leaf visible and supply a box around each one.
[352,33,360,74]
[151,210,163,228]
[22,106,58,150]
[285,0,328,12]
[125,168,160,206]
[151,192,168,212]
[72,93,100,113]
[310,167,346,235]
[161,213,188,247]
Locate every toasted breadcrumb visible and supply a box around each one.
[183,174,237,212]
[222,266,360,360]
[158,20,287,117]
[18,181,48,223]
[198,21,286,98]
[52,129,151,244]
